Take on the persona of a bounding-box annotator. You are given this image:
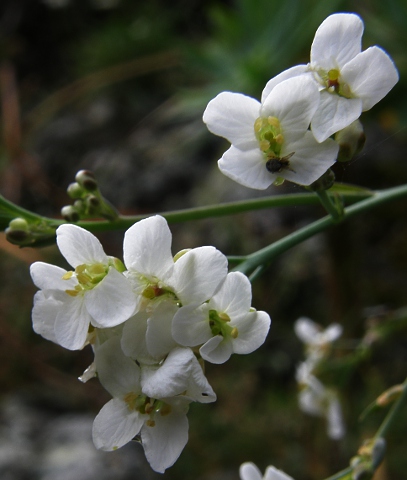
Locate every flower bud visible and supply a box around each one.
[61,205,80,222]
[335,119,366,163]
[9,217,29,231]
[67,182,85,199]
[308,169,336,191]
[75,170,98,191]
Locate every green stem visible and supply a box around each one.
[233,184,407,275]
[316,190,343,221]
[374,376,407,439]
[323,467,352,480]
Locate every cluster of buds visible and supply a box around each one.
[61,170,119,222]
[30,215,271,472]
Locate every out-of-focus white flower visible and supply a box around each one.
[296,362,345,440]
[122,215,228,360]
[239,462,294,480]
[92,337,215,473]
[30,224,136,350]
[172,271,271,364]
[294,317,342,365]
[203,75,338,189]
[262,13,399,142]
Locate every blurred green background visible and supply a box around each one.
[1,0,407,479]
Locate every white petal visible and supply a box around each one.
[56,224,108,267]
[200,335,233,364]
[239,462,263,480]
[261,65,309,103]
[203,92,260,150]
[186,354,217,403]
[323,324,343,343]
[311,13,363,70]
[141,347,194,398]
[95,336,141,397]
[341,46,399,111]
[261,76,320,143]
[327,395,345,439]
[311,91,362,142]
[141,406,189,473]
[264,465,295,480]
[30,262,75,291]
[85,268,136,328]
[210,272,252,318]
[281,132,338,186]
[92,398,144,451]
[145,301,178,359]
[169,246,228,305]
[172,303,212,347]
[123,215,174,278]
[54,295,90,350]
[232,310,271,355]
[121,312,153,363]
[32,291,61,343]
[218,145,273,190]
[294,317,320,344]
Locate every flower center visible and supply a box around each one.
[124,392,172,427]
[208,310,238,339]
[63,262,108,297]
[254,116,284,160]
[318,68,352,98]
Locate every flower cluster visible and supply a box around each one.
[204,13,398,190]
[294,317,345,440]
[30,215,271,472]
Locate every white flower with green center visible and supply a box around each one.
[92,337,216,473]
[240,462,294,480]
[203,75,338,189]
[262,13,399,142]
[122,215,228,360]
[172,271,271,364]
[30,224,136,350]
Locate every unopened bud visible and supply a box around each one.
[9,217,29,231]
[67,182,85,199]
[61,205,80,222]
[75,170,98,191]
[377,384,403,407]
[335,119,366,163]
[309,169,336,191]
[86,195,100,209]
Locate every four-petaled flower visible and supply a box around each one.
[262,13,399,142]
[203,75,339,189]
[30,224,136,350]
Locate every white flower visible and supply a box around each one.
[296,362,345,440]
[92,337,215,472]
[294,317,342,366]
[172,271,271,364]
[262,13,399,142]
[203,75,338,189]
[240,462,294,480]
[30,224,136,350]
[122,215,228,360]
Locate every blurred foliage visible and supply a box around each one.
[0,0,407,479]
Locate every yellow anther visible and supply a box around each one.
[62,271,74,280]
[267,116,280,128]
[254,117,264,132]
[275,133,284,144]
[259,140,270,152]
[231,327,239,339]
[146,419,156,427]
[89,264,106,275]
[328,69,340,81]
[218,312,231,322]
[65,289,80,297]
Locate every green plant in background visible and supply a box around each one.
[1,1,407,479]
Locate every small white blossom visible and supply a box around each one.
[122,215,228,360]
[296,362,345,440]
[30,224,136,350]
[172,271,271,364]
[92,337,216,473]
[240,462,294,480]
[294,316,342,366]
[262,13,399,142]
[203,75,338,189]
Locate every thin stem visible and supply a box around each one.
[233,184,407,276]
[323,467,352,480]
[375,376,407,439]
[316,190,343,221]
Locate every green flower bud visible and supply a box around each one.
[61,205,80,222]
[335,119,366,163]
[9,217,29,231]
[67,182,85,199]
